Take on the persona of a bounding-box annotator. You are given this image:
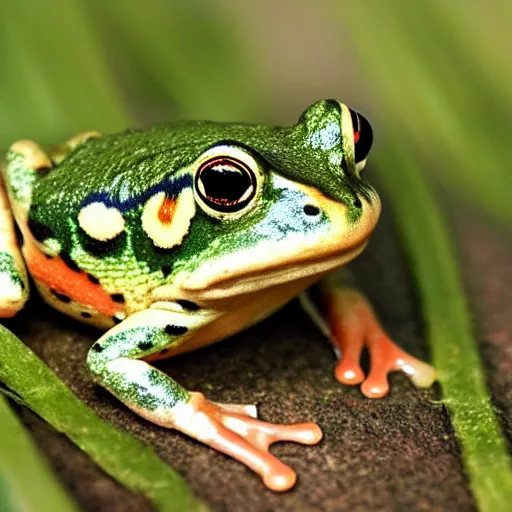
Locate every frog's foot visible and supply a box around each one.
[87,309,322,492]
[0,268,25,318]
[211,401,258,418]
[3,140,54,223]
[171,392,322,491]
[325,288,436,398]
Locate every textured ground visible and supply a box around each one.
[4,199,511,512]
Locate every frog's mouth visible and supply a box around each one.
[180,239,369,301]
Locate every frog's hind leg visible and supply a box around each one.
[3,140,54,225]
[0,177,29,317]
[0,139,55,316]
[87,309,322,491]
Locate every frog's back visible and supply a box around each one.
[0,119,283,327]
[1,99,370,328]
[1,128,214,328]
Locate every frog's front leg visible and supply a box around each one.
[87,309,322,491]
[310,273,436,398]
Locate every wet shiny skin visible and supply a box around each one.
[0,100,436,490]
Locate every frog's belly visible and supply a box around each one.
[148,273,323,360]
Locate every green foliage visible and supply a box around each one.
[0,325,206,512]
[0,1,511,510]
[0,1,131,146]
[338,0,512,226]
[375,143,512,512]
[336,1,512,508]
[0,395,79,512]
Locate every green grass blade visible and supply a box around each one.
[0,395,79,512]
[0,324,207,512]
[335,0,512,226]
[376,142,512,511]
[330,2,512,500]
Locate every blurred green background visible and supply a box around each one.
[0,0,510,226]
[1,2,511,509]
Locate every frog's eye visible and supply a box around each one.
[195,157,256,214]
[349,108,373,166]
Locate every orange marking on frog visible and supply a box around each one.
[22,240,123,317]
[0,307,17,318]
[158,196,176,224]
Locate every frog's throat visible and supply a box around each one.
[178,240,368,301]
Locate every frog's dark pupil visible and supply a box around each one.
[197,157,255,213]
[201,165,248,201]
[303,204,320,216]
[348,108,373,164]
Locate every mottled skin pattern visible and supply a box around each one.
[0,100,436,491]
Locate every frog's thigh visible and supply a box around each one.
[87,308,322,491]
[3,140,53,223]
[0,177,29,317]
[317,272,436,398]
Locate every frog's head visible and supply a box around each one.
[170,99,380,299]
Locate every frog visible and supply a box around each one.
[0,100,436,491]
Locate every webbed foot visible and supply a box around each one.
[172,393,322,491]
[326,288,436,398]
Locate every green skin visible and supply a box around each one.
[0,99,388,489]
[0,252,24,290]
[3,99,376,409]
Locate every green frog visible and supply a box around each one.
[0,100,435,491]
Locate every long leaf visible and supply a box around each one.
[0,324,207,512]
[376,142,512,511]
[337,0,512,226]
[0,395,79,512]
[326,1,512,507]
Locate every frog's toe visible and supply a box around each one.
[0,275,23,301]
[173,392,322,491]
[0,255,28,317]
[0,275,25,317]
[219,410,323,451]
[212,401,258,418]
[8,140,53,172]
[396,351,437,389]
[358,333,437,398]
[334,354,365,386]
[326,287,436,398]
[334,324,437,399]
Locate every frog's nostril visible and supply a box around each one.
[353,198,362,209]
[303,204,320,216]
